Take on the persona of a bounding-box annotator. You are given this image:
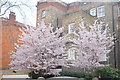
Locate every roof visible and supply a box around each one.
[36,0,92,12]
[0,17,30,28]
[37,0,68,5]
[37,0,68,7]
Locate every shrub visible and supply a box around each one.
[28,71,39,79]
[28,70,55,79]
[95,66,120,78]
[59,70,93,78]
[43,74,55,79]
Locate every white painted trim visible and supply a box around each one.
[68,48,77,60]
[42,10,46,18]
[68,23,75,34]
[97,6,105,18]
[118,7,120,16]
[99,54,107,61]
[90,8,96,16]
[2,75,29,78]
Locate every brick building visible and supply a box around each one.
[36,1,120,69]
[0,12,25,68]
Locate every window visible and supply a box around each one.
[99,54,107,61]
[97,6,105,18]
[83,3,87,5]
[98,24,105,32]
[118,8,120,16]
[90,8,96,16]
[42,10,46,18]
[68,23,75,34]
[68,48,76,60]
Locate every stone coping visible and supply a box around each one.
[2,75,29,78]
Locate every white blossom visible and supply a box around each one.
[10,21,69,74]
[71,20,114,69]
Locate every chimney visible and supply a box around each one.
[9,11,16,21]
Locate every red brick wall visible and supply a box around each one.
[1,25,21,68]
[0,13,23,68]
[68,6,79,11]
[37,2,68,12]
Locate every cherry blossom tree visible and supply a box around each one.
[9,21,69,75]
[9,20,115,75]
[70,20,114,70]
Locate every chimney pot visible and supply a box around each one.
[9,11,16,21]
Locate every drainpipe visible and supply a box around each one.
[112,3,117,68]
[57,18,58,27]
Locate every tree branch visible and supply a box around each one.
[0,4,24,16]
[0,0,8,8]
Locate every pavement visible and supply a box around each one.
[2,75,29,78]
[1,75,30,80]
[0,69,30,80]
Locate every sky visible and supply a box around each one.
[1,0,37,27]
[1,0,119,27]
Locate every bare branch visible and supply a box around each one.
[16,6,27,20]
[0,4,25,16]
[0,0,8,7]
[0,0,33,16]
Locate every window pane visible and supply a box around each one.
[68,23,75,34]
[99,54,107,61]
[42,10,46,18]
[118,8,120,16]
[68,49,76,60]
[90,8,96,16]
[97,6,105,18]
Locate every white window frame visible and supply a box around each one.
[90,8,96,16]
[68,48,77,60]
[99,54,107,61]
[42,10,46,18]
[118,7,120,16]
[68,23,75,34]
[97,6,105,18]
